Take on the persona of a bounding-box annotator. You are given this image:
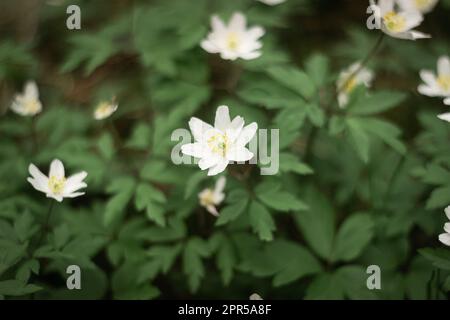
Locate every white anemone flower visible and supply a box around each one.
[249,293,263,300]
[397,0,439,14]
[418,56,450,98]
[198,176,226,216]
[257,0,286,5]
[336,62,374,108]
[27,159,88,202]
[94,99,118,120]
[181,105,258,176]
[10,81,42,116]
[371,0,430,40]
[201,12,265,61]
[438,206,450,246]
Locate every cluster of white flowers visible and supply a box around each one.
[370,0,431,40]
[438,206,450,246]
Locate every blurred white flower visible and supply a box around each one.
[445,97,450,105]
[181,105,257,176]
[397,0,439,14]
[94,99,118,120]
[257,0,286,5]
[336,62,374,108]
[27,159,87,202]
[371,0,430,40]
[198,176,226,216]
[10,81,43,116]
[418,56,450,97]
[201,12,265,61]
[249,293,263,300]
[438,206,450,246]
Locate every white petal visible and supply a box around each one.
[226,146,254,162]
[418,84,440,97]
[207,159,229,176]
[47,193,63,202]
[379,0,394,14]
[235,122,258,147]
[64,171,87,194]
[214,176,226,195]
[200,40,219,54]
[24,81,39,99]
[181,142,206,158]
[401,11,423,31]
[247,26,265,40]
[419,70,437,86]
[211,15,226,34]
[63,192,85,198]
[437,56,450,76]
[445,206,450,220]
[229,12,246,31]
[438,233,450,246]
[49,159,65,178]
[240,51,262,60]
[189,117,213,142]
[444,98,450,106]
[437,113,450,123]
[198,156,220,170]
[206,204,219,216]
[27,177,49,193]
[214,105,231,132]
[444,223,450,234]
[29,163,48,186]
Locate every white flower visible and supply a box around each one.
[94,99,118,120]
[437,99,450,122]
[445,97,450,105]
[418,56,450,98]
[397,0,439,14]
[198,176,226,216]
[10,81,43,116]
[201,12,265,61]
[438,206,450,246]
[27,159,87,202]
[181,105,257,176]
[257,0,286,5]
[371,0,430,40]
[336,62,374,108]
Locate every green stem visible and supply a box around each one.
[33,200,55,254]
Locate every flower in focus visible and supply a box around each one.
[181,105,257,176]
[201,12,265,61]
[198,176,226,216]
[27,159,88,202]
[257,0,286,5]
[438,206,450,246]
[418,56,450,98]
[94,99,118,120]
[10,81,43,116]
[397,0,439,14]
[371,0,430,40]
[336,62,374,108]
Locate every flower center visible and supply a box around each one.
[96,102,111,115]
[437,75,450,91]
[24,99,40,113]
[48,175,66,194]
[343,76,358,93]
[226,32,240,51]
[207,133,228,157]
[383,11,406,32]
[199,189,215,207]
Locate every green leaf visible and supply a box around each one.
[183,238,211,293]
[97,132,115,160]
[363,118,406,155]
[347,118,370,163]
[426,185,450,209]
[249,201,276,241]
[305,53,329,87]
[103,176,136,226]
[0,280,41,296]
[349,90,406,116]
[419,248,450,270]
[332,213,374,262]
[267,66,315,99]
[215,197,249,226]
[294,188,335,260]
[279,153,314,175]
[257,190,307,212]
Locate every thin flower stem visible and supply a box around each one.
[33,199,55,254]
[426,268,436,300]
[304,32,385,161]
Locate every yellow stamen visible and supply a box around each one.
[48,175,66,194]
[383,11,406,33]
[199,189,215,207]
[24,99,40,113]
[207,133,228,157]
[437,75,450,91]
[226,32,239,51]
[415,0,431,10]
[343,77,358,94]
